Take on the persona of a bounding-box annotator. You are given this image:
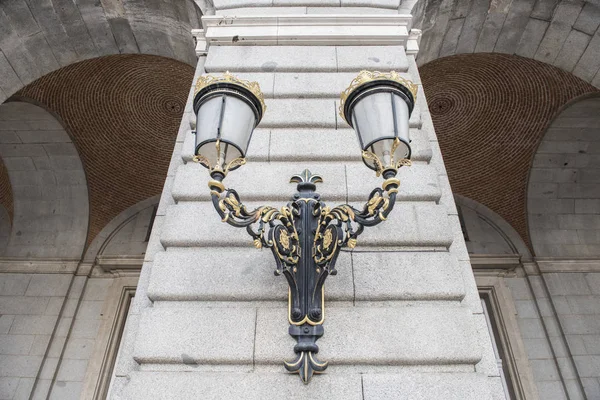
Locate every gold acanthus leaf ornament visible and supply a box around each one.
[339,70,418,124]
[279,230,291,250]
[323,229,333,250]
[194,71,267,115]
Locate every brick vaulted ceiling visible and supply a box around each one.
[16,54,194,246]
[421,53,597,249]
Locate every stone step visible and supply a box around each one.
[122,371,495,399]
[171,161,440,203]
[133,304,481,366]
[146,249,464,302]
[159,201,453,248]
[204,45,409,73]
[181,128,432,163]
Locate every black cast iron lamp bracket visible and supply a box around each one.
[192,70,417,384]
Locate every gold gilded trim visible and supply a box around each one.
[194,71,267,114]
[339,70,418,123]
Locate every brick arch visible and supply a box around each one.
[420,53,598,251]
[15,54,195,247]
[412,0,600,87]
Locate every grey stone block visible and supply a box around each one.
[515,299,538,319]
[524,337,554,359]
[353,202,453,247]
[568,293,600,315]
[0,296,49,315]
[561,315,600,335]
[272,72,415,98]
[29,335,51,356]
[161,201,453,248]
[148,248,353,301]
[340,0,400,6]
[181,127,269,163]
[260,98,336,128]
[171,161,347,202]
[133,307,256,364]
[0,316,14,334]
[273,0,339,5]
[17,129,70,143]
[536,380,568,400]
[9,315,57,335]
[346,162,441,202]
[55,359,88,382]
[545,272,592,295]
[554,30,592,72]
[558,214,600,230]
[213,0,272,9]
[0,334,34,355]
[82,278,113,301]
[255,305,482,364]
[217,7,309,15]
[455,0,489,54]
[122,372,363,400]
[352,251,465,300]
[573,31,600,82]
[25,274,71,297]
[582,378,600,400]
[574,3,600,36]
[0,377,20,398]
[558,183,600,199]
[14,377,34,399]
[573,355,600,378]
[517,318,547,339]
[363,372,493,399]
[0,131,21,144]
[535,1,584,64]
[205,46,337,72]
[530,358,561,381]
[268,128,432,162]
[3,156,35,171]
[70,317,101,339]
[0,143,47,158]
[336,46,409,71]
[41,143,79,156]
[0,274,31,296]
[0,355,42,378]
[516,19,550,58]
[48,381,83,400]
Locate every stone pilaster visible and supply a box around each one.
[110,4,505,399]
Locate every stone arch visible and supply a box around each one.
[83,196,160,263]
[421,53,597,253]
[15,54,194,248]
[527,94,600,258]
[456,195,532,259]
[411,0,600,87]
[0,101,89,259]
[0,0,202,103]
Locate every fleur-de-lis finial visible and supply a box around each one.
[290,169,323,184]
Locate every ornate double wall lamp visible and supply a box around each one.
[192,70,417,383]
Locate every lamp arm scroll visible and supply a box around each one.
[207,175,301,286]
[312,169,403,274]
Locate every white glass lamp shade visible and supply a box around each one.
[193,76,265,173]
[341,76,416,172]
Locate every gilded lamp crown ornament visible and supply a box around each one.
[191,71,416,383]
